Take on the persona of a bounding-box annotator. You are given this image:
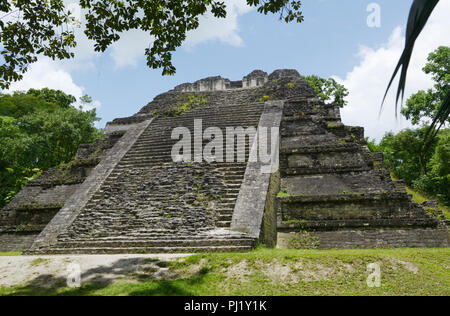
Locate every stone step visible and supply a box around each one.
[146,120,262,130]
[32,245,254,255]
[277,218,440,230]
[131,139,252,145]
[138,133,257,142]
[127,143,251,151]
[120,152,251,161]
[281,143,360,154]
[127,145,251,154]
[216,209,234,215]
[277,192,440,227]
[55,238,254,248]
[282,165,372,176]
[282,115,338,123]
[152,105,262,114]
[217,202,236,209]
[145,119,262,128]
[114,160,250,166]
[110,163,248,171]
[91,184,239,194]
[112,164,247,170]
[87,191,239,199]
[216,221,231,228]
[147,115,261,122]
[154,106,263,115]
[115,160,250,168]
[156,109,262,116]
[64,231,244,240]
[217,214,233,222]
[277,192,408,203]
[279,172,391,197]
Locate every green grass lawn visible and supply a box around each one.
[1,248,449,296]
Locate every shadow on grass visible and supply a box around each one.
[2,257,209,296]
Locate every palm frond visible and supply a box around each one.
[381,0,439,116]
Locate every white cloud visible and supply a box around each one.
[184,0,253,48]
[6,58,101,111]
[335,0,450,141]
[109,30,154,69]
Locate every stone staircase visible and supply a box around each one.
[276,98,446,249]
[32,103,265,254]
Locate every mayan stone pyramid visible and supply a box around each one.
[0,69,448,254]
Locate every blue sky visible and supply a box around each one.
[5,0,450,139]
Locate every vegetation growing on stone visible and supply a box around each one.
[259,95,270,102]
[287,231,320,249]
[327,121,341,128]
[0,252,21,256]
[29,258,50,267]
[282,214,307,226]
[277,191,290,198]
[165,95,209,117]
[300,75,349,107]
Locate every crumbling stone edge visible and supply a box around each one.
[231,100,284,246]
[26,119,153,253]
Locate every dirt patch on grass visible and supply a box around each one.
[385,257,419,274]
[0,254,189,289]
[225,259,251,282]
[262,260,297,283]
[222,258,359,284]
[182,258,209,277]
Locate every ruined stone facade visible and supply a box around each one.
[0,69,448,253]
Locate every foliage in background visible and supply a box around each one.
[369,128,449,205]
[0,89,101,208]
[411,129,450,204]
[301,75,349,107]
[402,46,450,126]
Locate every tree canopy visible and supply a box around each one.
[301,75,349,108]
[402,46,450,126]
[0,0,304,89]
[0,88,78,117]
[372,127,449,205]
[0,88,101,208]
